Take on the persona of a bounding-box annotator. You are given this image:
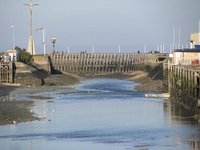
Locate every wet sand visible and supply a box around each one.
[0,85,18,97]
[0,85,38,125]
[0,101,38,125]
[0,73,81,125]
[97,71,163,92]
[126,71,163,92]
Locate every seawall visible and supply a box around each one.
[14,62,48,86]
[164,60,200,114]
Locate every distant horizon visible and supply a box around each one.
[1,0,200,54]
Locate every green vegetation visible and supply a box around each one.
[0,52,4,56]
[15,47,33,64]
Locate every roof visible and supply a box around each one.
[7,49,18,54]
[174,49,200,53]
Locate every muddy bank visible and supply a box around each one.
[0,70,162,125]
[93,71,163,92]
[0,85,38,125]
[0,101,38,125]
[0,73,81,125]
[134,79,163,92]
[0,85,18,97]
[126,71,163,92]
[44,73,81,87]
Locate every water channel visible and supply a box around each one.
[0,79,200,150]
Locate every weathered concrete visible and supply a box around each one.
[32,55,51,74]
[0,53,167,86]
[50,53,166,74]
[14,62,48,86]
[165,63,200,113]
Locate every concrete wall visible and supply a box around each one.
[50,53,165,74]
[167,64,200,113]
[14,62,47,86]
[33,55,51,73]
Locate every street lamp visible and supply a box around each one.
[11,25,15,49]
[51,36,56,52]
[24,0,39,55]
[36,27,46,56]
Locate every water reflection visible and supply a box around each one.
[163,100,198,124]
[187,141,200,150]
[163,100,200,150]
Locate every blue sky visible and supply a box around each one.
[0,0,200,54]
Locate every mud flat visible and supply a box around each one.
[0,100,38,125]
[126,71,163,92]
[0,70,162,125]
[0,73,81,125]
[0,84,37,125]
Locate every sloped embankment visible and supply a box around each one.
[14,62,48,86]
[131,63,164,92]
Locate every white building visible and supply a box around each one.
[7,49,18,62]
[190,32,200,49]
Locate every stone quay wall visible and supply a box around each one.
[50,53,166,74]
[166,63,200,112]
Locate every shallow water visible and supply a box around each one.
[0,79,200,150]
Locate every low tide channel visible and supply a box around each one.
[0,79,200,150]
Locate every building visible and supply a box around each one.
[173,49,200,65]
[5,49,18,62]
[173,32,200,65]
[190,32,200,49]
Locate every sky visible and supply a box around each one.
[0,0,200,54]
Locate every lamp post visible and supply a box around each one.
[51,36,56,52]
[11,25,15,49]
[24,0,38,55]
[36,27,46,56]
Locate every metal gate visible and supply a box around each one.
[0,62,13,83]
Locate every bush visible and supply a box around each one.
[15,47,33,64]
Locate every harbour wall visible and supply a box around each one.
[49,53,166,75]
[164,60,200,113]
